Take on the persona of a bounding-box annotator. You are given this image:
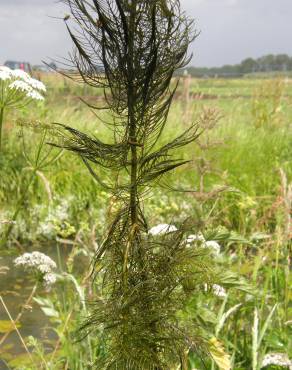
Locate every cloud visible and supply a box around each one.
[0,1,70,65]
[0,0,292,67]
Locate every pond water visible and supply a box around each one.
[0,246,63,367]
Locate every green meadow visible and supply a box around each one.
[0,74,291,369]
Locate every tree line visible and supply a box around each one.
[179,54,292,77]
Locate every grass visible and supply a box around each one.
[0,74,291,369]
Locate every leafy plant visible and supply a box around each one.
[51,0,228,368]
[0,67,45,151]
[0,123,62,247]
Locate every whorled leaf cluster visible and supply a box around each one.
[55,1,220,368]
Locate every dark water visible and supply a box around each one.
[0,246,61,367]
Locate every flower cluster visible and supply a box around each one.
[186,233,221,256]
[0,66,46,108]
[148,224,221,256]
[212,284,227,298]
[148,223,226,298]
[261,353,292,369]
[14,251,57,287]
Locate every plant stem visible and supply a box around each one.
[0,107,4,152]
[128,1,138,227]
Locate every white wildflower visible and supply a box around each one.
[0,70,12,81]
[43,273,57,287]
[10,69,46,92]
[185,235,221,256]
[26,89,44,101]
[148,223,178,236]
[9,80,32,93]
[14,251,56,270]
[0,66,12,72]
[186,233,205,245]
[11,69,30,81]
[38,263,53,274]
[212,284,227,298]
[27,78,46,92]
[205,240,221,256]
[3,69,46,104]
[14,251,57,287]
[261,353,292,369]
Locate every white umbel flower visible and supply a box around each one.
[0,66,12,72]
[148,223,178,236]
[27,78,46,92]
[0,69,12,81]
[212,284,227,298]
[186,233,205,244]
[205,240,221,256]
[43,272,57,286]
[14,251,57,287]
[14,251,56,270]
[10,69,46,92]
[11,69,30,81]
[9,80,32,93]
[26,89,45,101]
[261,353,292,369]
[1,66,46,111]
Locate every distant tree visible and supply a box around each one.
[239,58,258,73]
[274,54,290,71]
[181,54,292,78]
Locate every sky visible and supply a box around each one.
[0,0,291,67]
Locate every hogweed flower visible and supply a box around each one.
[0,68,12,82]
[9,80,33,94]
[43,272,57,286]
[0,66,46,150]
[14,251,57,287]
[261,353,292,369]
[0,66,46,108]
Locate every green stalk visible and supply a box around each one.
[0,107,4,152]
[128,1,138,228]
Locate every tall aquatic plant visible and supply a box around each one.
[55,1,222,368]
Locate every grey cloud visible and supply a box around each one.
[0,0,291,67]
[181,0,292,66]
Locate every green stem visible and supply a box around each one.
[0,107,4,152]
[128,2,138,227]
